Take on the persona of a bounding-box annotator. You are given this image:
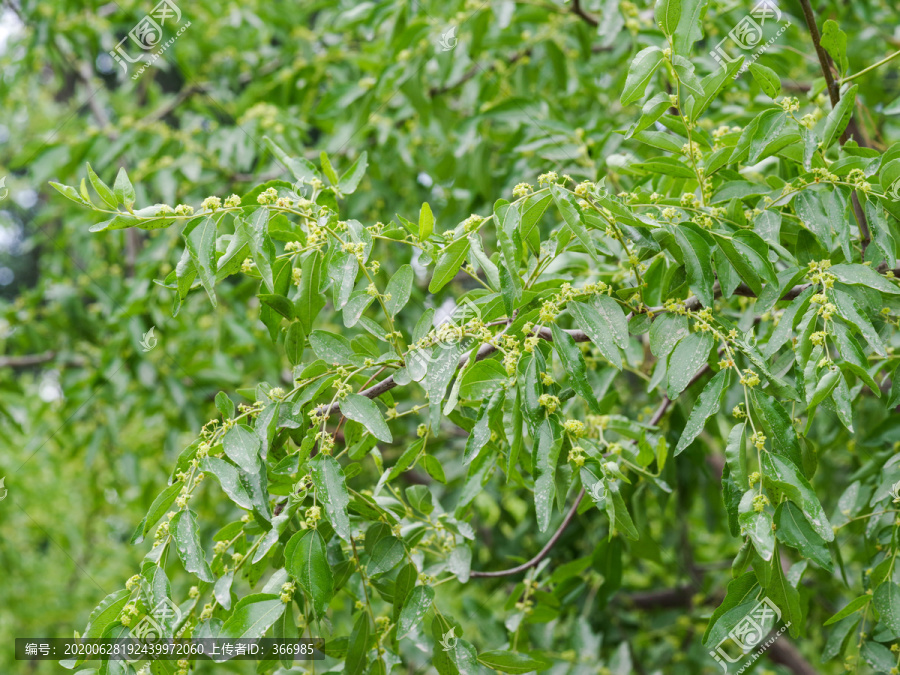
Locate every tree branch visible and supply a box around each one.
[571,0,599,27]
[797,0,871,254]
[470,363,710,578]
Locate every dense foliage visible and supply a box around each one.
[4,1,900,674]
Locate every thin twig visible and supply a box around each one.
[470,364,710,578]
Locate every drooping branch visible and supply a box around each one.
[470,362,710,578]
[321,268,900,416]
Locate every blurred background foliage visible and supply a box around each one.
[1,0,899,673]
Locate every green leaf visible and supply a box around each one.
[222,424,262,474]
[114,168,135,208]
[477,651,552,674]
[310,330,364,367]
[621,47,664,106]
[285,529,333,616]
[672,0,709,57]
[183,216,218,307]
[761,452,834,542]
[311,455,351,540]
[171,509,214,583]
[832,288,886,355]
[463,388,504,465]
[672,225,714,306]
[831,263,899,294]
[874,582,900,636]
[551,185,598,263]
[568,294,628,369]
[341,393,392,443]
[131,483,181,544]
[767,548,802,638]
[824,595,869,625]
[749,63,781,99]
[494,200,524,313]
[199,457,254,509]
[320,151,339,185]
[419,202,434,240]
[808,366,841,409]
[263,136,318,183]
[751,391,803,470]
[821,85,858,150]
[345,612,371,675]
[220,594,285,639]
[83,589,130,639]
[654,0,680,35]
[738,490,775,561]
[296,252,325,333]
[534,418,563,532]
[703,572,760,645]
[775,502,833,571]
[86,163,117,209]
[397,585,434,639]
[429,237,470,293]
[675,369,729,455]
[666,331,713,400]
[338,151,368,194]
[820,20,849,76]
[385,264,413,318]
[285,321,306,367]
[551,323,601,412]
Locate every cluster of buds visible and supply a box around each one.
[811,167,839,184]
[201,196,222,211]
[118,603,141,627]
[732,403,746,419]
[538,394,560,414]
[563,419,585,436]
[280,582,295,604]
[750,431,766,451]
[257,187,279,205]
[315,431,335,454]
[512,182,533,199]
[779,96,800,113]
[847,168,871,193]
[567,445,586,467]
[174,204,194,217]
[661,207,680,221]
[461,214,483,232]
[810,330,829,346]
[417,424,428,438]
[807,260,836,288]
[748,471,761,488]
[304,505,322,528]
[342,241,366,261]
[537,171,559,186]
[681,141,702,163]
[752,494,770,513]
[739,369,760,388]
